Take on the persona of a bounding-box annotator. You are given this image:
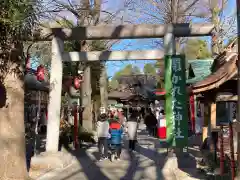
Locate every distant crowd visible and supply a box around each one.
[96,107,165,161]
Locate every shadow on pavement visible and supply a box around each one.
[136,128,204,180]
[120,152,140,180]
[64,148,110,180]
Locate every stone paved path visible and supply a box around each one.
[37,123,206,180]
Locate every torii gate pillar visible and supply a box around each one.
[46,37,64,152]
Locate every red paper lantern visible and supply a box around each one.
[36,65,45,81]
[74,77,81,89]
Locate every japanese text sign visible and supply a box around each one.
[164,55,188,147]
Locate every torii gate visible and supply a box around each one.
[33,23,214,152]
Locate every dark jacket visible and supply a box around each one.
[144,113,157,127]
[109,120,123,145]
[128,111,139,122]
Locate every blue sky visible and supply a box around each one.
[106,0,237,78]
[106,39,157,78]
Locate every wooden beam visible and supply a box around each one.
[62,50,164,62]
[31,23,214,41]
[216,95,238,101]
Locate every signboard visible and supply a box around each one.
[165,55,188,147]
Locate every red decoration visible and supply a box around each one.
[36,65,45,81]
[73,76,83,89]
[158,127,167,139]
[74,77,80,89]
[158,118,166,139]
[155,89,166,95]
[190,95,195,134]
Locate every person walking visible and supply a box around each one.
[96,112,109,161]
[109,117,123,161]
[144,108,158,137]
[127,109,139,152]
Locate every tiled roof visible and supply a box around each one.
[191,53,238,93]
[186,59,213,84]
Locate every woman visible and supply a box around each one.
[127,109,139,152]
[96,113,109,161]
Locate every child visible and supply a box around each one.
[97,112,109,161]
[109,117,123,161]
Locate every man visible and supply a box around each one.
[144,108,158,137]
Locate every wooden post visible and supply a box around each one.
[220,125,224,175]
[46,37,64,152]
[210,103,217,129]
[202,102,210,143]
[229,122,235,179]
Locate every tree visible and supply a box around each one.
[125,0,201,50]
[109,64,142,89]
[143,63,157,75]
[183,39,211,60]
[0,0,39,179]
[197,0,236,55]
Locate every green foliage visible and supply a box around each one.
[109,64,142,89]
[90,40,107,51]
[143,63,157,75]
[1,0,37,32]
[112,64,141,79]
[0,0,38,81]
[109,79,119,90]
[183,39,212,60]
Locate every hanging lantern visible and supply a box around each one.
[36,65,45,81]
[74,77,81,89]
[73,75,83,89]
